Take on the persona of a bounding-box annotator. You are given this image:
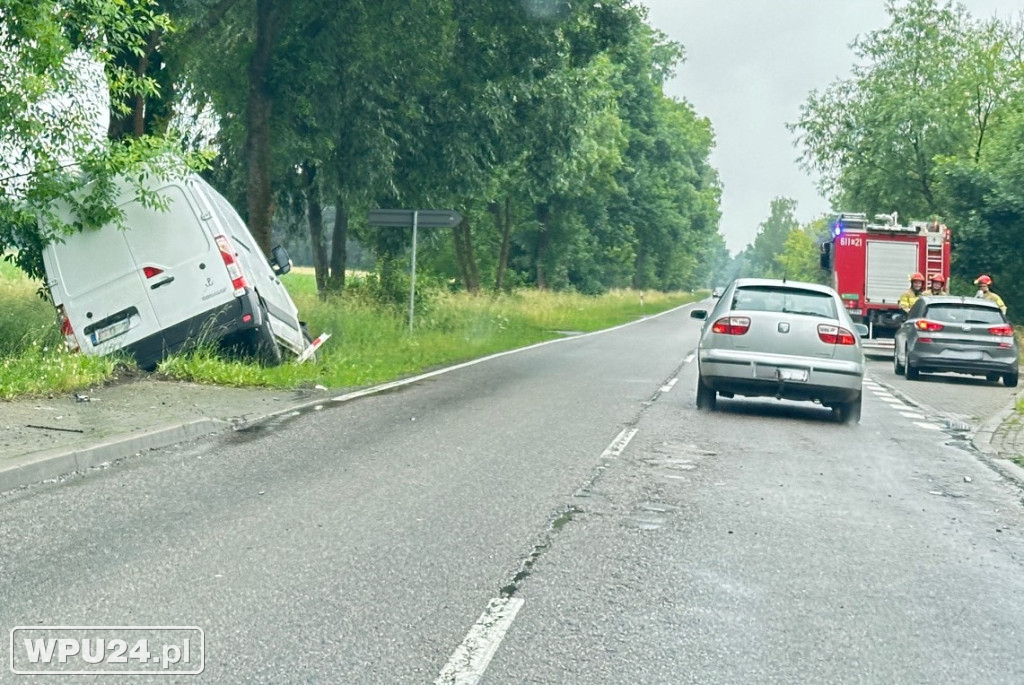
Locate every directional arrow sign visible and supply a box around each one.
[368,209,462,228]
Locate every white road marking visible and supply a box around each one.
[684,353,695,364]
[913,422,941,431]
[900,411,924,419]
[435,597,525,685]
[659,378,679,393]
[603,428,639,459]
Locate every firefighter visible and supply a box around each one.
[899,272,926,312]
[973,274,1007,314]
[928,274,947,295]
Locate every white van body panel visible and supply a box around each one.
[42,173,306,367]
[189,177,305,355]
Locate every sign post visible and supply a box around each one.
[367,209,462,331]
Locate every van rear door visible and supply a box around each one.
[43,213,160,356]
[120,182,232,342]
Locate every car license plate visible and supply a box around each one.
[90,318,131,345]
[945,349,982,361]
[778,368,808,382]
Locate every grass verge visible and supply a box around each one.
[1,264,698,397]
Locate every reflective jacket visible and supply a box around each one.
[976,290,1007,314]
[898,289,922,312]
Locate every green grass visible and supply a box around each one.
[0,262,697,397]
[0,260,118,398]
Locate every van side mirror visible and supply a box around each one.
[270,245,292,275]
[819,242,832,270]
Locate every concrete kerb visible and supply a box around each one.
[971,387,1024,487]
[0,417,231,493]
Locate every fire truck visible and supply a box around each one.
[819,212,952,350]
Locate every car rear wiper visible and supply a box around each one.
[781,308,829,318]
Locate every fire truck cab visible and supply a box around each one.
[820,212,952,349]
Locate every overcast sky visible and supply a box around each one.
[640,0,1023,254]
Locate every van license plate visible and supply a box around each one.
[778,368,808,382]
[91,319,131,345]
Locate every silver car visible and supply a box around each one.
[690,278,867,423]
[893,295,1019,386]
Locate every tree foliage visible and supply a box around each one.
[791,0,1024,317]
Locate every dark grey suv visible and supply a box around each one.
[893,295,1019,386]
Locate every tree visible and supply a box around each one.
[790,0,1020,219]
[0,0,188,280]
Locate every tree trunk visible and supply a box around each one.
[494,197,512,291]
[534,202,550,289]
[460,215,479,293]
[327,199,348,294]
[302,163,329,297]
[246,0,276,257]
[453,222,470,290]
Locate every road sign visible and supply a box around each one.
[367,209,463,332]
[368,209,462,228]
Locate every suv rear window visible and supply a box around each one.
[924,304,1004,325]
[732,286,837,319]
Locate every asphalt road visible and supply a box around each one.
[2,303,1023,683]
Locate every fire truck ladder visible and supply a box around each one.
[925,236,945,280]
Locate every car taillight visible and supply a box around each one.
[216,235,248,297]
[711,316,750,335]
[988,324,1014,337]
[915,320,944,332]
[142,266,164,279]
[817,324,856,345]
[56,305,80,352]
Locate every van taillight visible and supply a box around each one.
[711,316,750,335]
[817,324,856,345]
[56,306,80,352]
[215,235,248,297]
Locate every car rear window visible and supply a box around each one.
[924,304,1004,324]
[731,286,837,318]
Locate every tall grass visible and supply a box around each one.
[0,260,117,398]
[160,275,695,388]
[1,262,696,397]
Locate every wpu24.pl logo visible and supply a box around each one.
[10,626,204,675]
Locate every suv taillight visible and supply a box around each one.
[56,305,80,352]
[712,316,750,335]
[215,235,248,297]
[817,324,856,345]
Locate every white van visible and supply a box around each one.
[42,172,309,370]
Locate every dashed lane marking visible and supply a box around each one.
[659,378,679,393]
[435,597,525,685]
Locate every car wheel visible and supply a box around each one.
[905,359,920,381]
[834,394,862,425]
[1004,372,1019,388]
[248,305,282,367]
[696,373,716,411]
[893,345,906,375]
